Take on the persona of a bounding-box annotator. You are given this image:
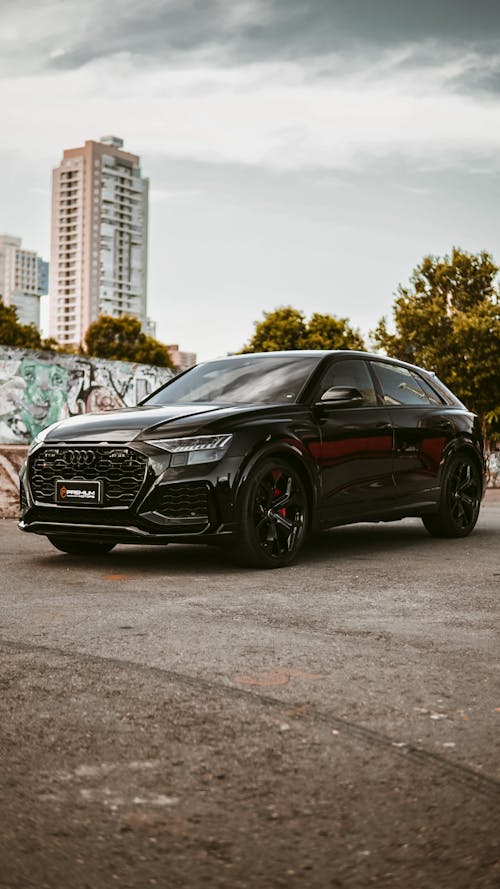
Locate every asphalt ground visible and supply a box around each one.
[1,494,499,888]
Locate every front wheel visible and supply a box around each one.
[233,458,309,568]
[422,454,482,538]
[47,536,116,555]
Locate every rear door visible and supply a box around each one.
[368,360,455,507]
[310,357,395,524]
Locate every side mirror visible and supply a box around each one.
[316,386,364,408]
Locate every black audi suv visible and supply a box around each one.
[19,351,485,568]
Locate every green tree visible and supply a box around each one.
[305,312,365,351]
[0,297,42,348]
[372,247,500,438]
[241,306,307,353]
[241,305,366,353]
[38,336,78,355]
[84,315,174,368]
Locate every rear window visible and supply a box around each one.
[370,362,445,406]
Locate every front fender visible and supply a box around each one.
[232,437,320,514]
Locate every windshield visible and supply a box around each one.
[144,355,323,406]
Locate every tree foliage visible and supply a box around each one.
[84,314,174,368]
[0,298,77,353]
[305,312,366,351]
[241,306,366,353]
[372,248,500,437]
[40,337,75,354]
[0,297,42,349]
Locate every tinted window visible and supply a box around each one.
[314,359,378,406]
[412,373,445,405]
[371,362,442,406]
[145,355,324,406]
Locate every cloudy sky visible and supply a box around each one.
[1,0,500,360]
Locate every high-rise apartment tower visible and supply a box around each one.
[0,234,48,328]
[49,136,149,347]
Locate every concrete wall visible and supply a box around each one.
[0,346,172,445]
[488,451,500,488]
[0,445,27,518]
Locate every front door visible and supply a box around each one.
[310,358,395,524]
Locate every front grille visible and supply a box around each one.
[154,482,210,519]
[29,446,148,507]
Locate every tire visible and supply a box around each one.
[233,458,309,568]
[48,536,116,555]
[422,454,482,538]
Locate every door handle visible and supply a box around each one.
[375,423,392,432]
[429,420,453,431]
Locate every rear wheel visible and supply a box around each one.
[422,454,482,538]
[48,536,116,555]
[233,458,309,568]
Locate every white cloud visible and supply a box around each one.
[2,46,500,173]
[0,0,87,74]
[3,5,500,363]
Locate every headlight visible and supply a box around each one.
[146,434,233,465]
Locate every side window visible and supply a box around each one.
[370,362,440,406]
[316,359,378,406]
[412,373,446,405]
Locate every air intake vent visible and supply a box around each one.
[20,482,28,513]
[154,482,210,520]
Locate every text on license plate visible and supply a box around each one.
[55,480,103,505]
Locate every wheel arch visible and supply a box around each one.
[442,439,487,497]
[233,441,318,522]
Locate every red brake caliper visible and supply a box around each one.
[273,471,287,517]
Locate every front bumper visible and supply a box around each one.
[19,443,242,545]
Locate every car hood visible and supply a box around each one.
[42,404,225,443]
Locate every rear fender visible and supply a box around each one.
[440,436,487,495]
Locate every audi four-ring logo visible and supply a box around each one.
[62,449,96,466]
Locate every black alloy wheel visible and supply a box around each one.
[234,458,309,568]
[422,454,482,538]
[47,536,116,555]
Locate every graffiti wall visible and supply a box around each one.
[488,451,500,488]
[0,346,173,444]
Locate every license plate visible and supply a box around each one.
[55,480,103,506]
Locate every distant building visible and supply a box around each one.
[37,259,49,297]
[49,136,150,348]
[0,234,48,328]
[167,344,197,372]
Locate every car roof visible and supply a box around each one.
[215,350,372,360]
[210,350,429,373]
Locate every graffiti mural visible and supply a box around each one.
[487,450,500,488]
[0,346,173,443]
